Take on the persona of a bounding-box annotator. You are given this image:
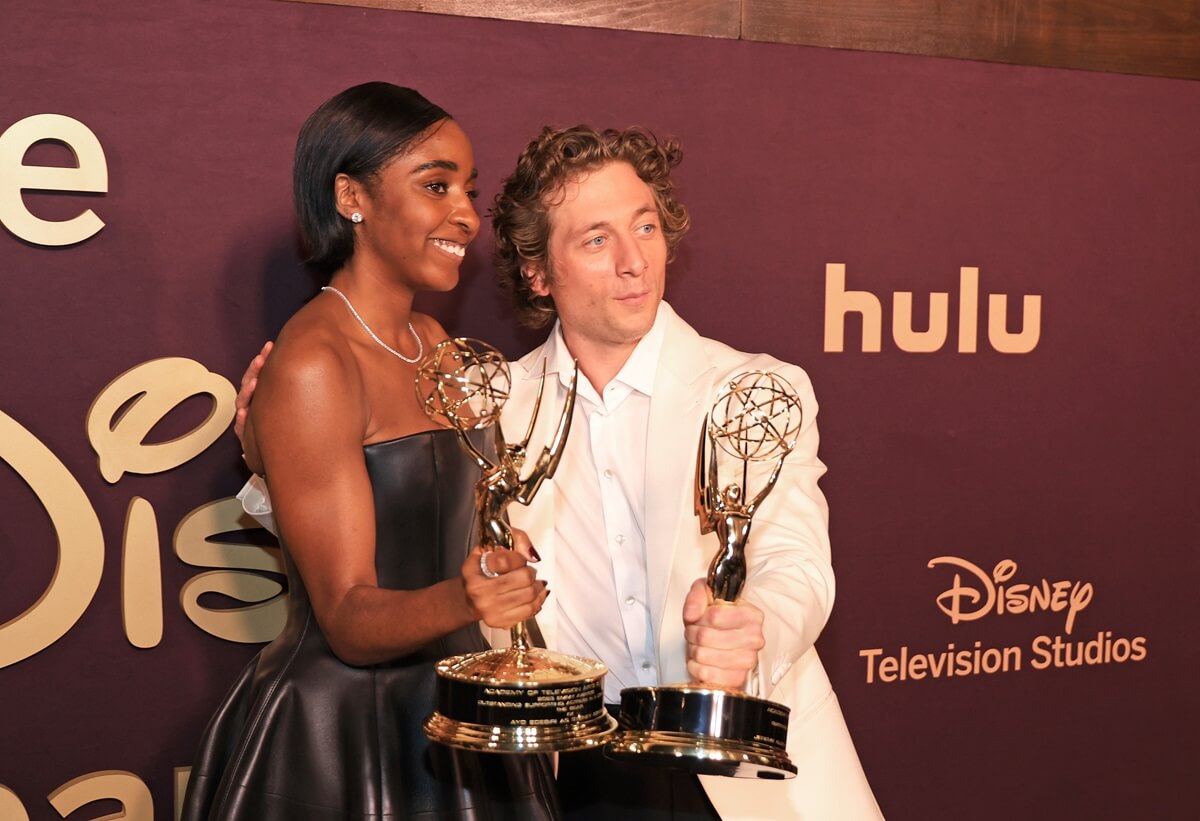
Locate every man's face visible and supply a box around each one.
[530,161,668,364]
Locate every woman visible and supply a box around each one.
[181,82,557,820]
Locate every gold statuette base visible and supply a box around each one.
[424,646,617,753]
[605,684,797,779]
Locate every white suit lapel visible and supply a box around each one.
[643,306,716,662]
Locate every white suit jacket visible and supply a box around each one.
[487,303,882,820]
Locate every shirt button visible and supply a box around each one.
[615,534,625,545]
[624,596,636,606]
[603,469,614,479]
[641,661,652,671]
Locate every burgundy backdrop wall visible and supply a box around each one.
[2,1,1197,818]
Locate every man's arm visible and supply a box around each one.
[683,361,834,696]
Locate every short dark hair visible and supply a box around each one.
[491,126,690,328]
[293,82,450,277]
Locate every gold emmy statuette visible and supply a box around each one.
[606,371,803,779]
[416,338,616,753]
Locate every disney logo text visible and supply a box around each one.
[928,557,1093,634]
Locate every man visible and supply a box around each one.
[238,126,881,819]
[485,126,880,820]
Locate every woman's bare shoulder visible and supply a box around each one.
[257,299,363,412]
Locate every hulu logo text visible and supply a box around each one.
[824,264,1041,354]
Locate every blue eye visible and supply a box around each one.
[638,223,656,235]
[586,236,605,247]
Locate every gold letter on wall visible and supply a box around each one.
[988,293,1043,354]
[87,358,236,484]
[48,770,152,820]
[0,114,108,246]
[176,498,287,643]
[0,785,29,820]
[0,412,104,668]
[122,497,163,649]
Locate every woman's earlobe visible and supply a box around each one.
[333,173,363,221]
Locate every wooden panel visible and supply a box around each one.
[287,0,741,39]
[283,0,1200,80]
[743,0,1200,80]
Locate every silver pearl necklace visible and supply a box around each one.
[321,286,423,364]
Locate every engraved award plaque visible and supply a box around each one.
[606,371,803,778]
[416,338,616,753]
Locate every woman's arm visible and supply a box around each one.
[250,333,545,667]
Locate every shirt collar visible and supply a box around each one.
[545,301,669,400]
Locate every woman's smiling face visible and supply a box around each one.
[350,118,480,293]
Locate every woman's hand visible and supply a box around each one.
[461,529,547,629]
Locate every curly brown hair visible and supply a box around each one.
[491,126,691,328]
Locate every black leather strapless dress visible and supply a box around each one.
[181,428,559,820]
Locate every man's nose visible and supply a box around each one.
[617,233,648,276]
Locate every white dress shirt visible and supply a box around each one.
[542,307,668,702]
